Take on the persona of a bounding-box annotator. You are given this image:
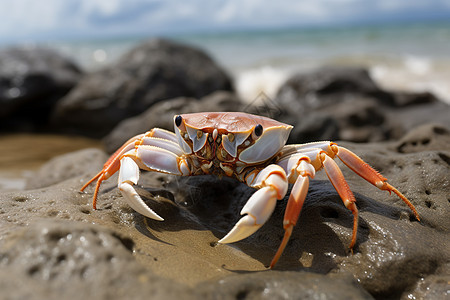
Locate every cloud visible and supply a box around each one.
[0,0,449,43]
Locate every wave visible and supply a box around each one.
[233,54,450,105]
[370,55,450,104]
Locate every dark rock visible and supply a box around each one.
[52,39,233,138]
[384,102,450,137]
[276,66,394,112]
[283,112,340,144]
[392,91,438,107]
[275,66,450,143]
[0,46,82,131]
[104,91,243,153]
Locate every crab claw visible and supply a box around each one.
[219,165,288,244]
[119,182,164,221]
[119,156,164,221]
[219,187,278,243]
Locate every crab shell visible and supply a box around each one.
[174,112,293,164]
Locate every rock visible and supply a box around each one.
[0,46,82,131]
[104,91,243,153]
[394,123,450,154]
[52,39,233,138]
[275,66,450,143]
[1,123,448,299]
[384,102,450,138]
[0,219,195,300]
[25,148,107,189]
[405,267,450,300]
[391,90,438,107]
[276,66,394,112]
[199,271,373,299]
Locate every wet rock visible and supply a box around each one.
[0,46,82,131]
[275,66,450,143]
[404,266,450,300]
[104,91,243,153]
[199,271,373,299]
[1,124,449,299]
[0,219,195,300]
[52,39,233,138]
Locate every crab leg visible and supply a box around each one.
[117,145,190,220]
[218,165,288,244]
[270,159,316,268]
[80,133,145,209]
[321,153,359,251]
[80,128,185,210]
[333,145,420,221]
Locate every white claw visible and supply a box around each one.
[119,182,164,221]
[218,214,259,244]
[219,186,277,244]
[118,156,164,221]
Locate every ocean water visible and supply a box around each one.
[39,21,450,104]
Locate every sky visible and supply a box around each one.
[1,0,450,43]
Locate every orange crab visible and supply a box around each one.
[81,112,420,268]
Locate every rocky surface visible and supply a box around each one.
[0,46,82,132]
[0,123,448,299]
[52,39,233,137]
[275,66,450,143]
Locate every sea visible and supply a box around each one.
[8,21,450,104]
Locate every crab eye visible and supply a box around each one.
[175,115,182,127]
[252,124,263,139]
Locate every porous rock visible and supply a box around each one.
[0,46,82,131]
[0,219,195,300]
[394,123,450,154]
[52,39,233,137]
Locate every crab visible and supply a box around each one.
[81,112,420,268]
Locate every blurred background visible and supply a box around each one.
[1,0,450,103]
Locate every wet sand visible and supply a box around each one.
[0,134,102,191]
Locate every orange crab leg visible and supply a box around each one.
[270,159,315,268]
[270,174,309,268]
[321,153,359,251]
[333,145,420,221]
[80,134,145,209]
[80,171,105,209]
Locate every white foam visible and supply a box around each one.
[235,66,290,104]
[404,55,431,76]
[370,55,450,104]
